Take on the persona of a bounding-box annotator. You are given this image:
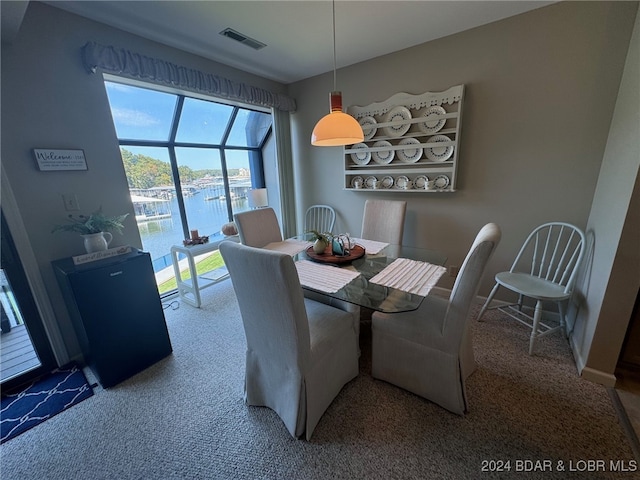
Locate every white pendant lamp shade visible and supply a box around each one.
[311,1,364,147]
[312,92,364,146]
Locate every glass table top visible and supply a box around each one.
[294,238,447,313]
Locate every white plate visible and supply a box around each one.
[372,140,395,165]
[397,137,423,163]
[394,175,410,190]
[350,143,371,165]
[380,175,394,189]
[425,135,454,162]
[359,116,378,141]
[418,106,446,134]
[364,176,378,189]
[433,175,450,189]
[413,175,429,189]
[383,106,412,137]
[350,176,364,188]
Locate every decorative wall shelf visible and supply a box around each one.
[344,85,465,193]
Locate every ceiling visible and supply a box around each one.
[13,1,554,84]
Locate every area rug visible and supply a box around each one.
[0,363,93,444]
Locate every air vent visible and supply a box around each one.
[220,28,266,50]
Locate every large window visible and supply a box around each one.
[104,80,272,293]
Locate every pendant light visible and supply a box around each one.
[311,0,364,147]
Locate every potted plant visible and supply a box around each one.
[52,208,129,253]
[307,229,331,254]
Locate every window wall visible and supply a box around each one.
[104,80,272,293]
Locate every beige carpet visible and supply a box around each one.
[0,279,636,479]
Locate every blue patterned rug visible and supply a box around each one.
[1,363,94,444]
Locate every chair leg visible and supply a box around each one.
[558,301,568,338]
[529,300,544,355]
[477,283,499,322]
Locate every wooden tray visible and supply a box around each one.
[305,244,365,265]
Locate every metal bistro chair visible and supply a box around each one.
[477,222,586,355]
[304,205,336,235]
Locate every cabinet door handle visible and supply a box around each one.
[110,271,123,277]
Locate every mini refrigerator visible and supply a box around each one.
[53,250,173,388]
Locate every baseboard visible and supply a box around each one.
[581,366,617,387]
[570,333,588,372]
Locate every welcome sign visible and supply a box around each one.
[33,149,88,171]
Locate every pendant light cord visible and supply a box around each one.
[332,0,337,91]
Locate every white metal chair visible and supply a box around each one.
[477,222,586,355]
[304,205,336,235]
[361,199,407,244]
[371,223,501,415]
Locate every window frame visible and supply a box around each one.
[104,75,272,239]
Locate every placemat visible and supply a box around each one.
[369,258,446,296]
[264,239,311,256]
[351,238,389,254]
[295,260,360,293]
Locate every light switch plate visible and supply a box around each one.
[62,193,80,211]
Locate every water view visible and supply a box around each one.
[135,186,249,273]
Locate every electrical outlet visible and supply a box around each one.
[448,265,460,277]
[62,193,80,211]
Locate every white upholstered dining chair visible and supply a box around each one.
[361,199,407,244]
[219,241,359,441]
[371,223,501,415]
[477,222,586,355]
[233,207,282,247]
[233,206,361,348]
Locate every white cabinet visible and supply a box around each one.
[344,85,464,193]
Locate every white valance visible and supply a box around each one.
[81,42,296,112]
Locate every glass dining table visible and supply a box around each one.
[288,237,447,314]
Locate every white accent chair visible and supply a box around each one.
[361,199,407,244]
[219,241,359,441]
[233,207,282,247]
[477,222,586,355]
[304,205,336,235]
[371,223,501,415]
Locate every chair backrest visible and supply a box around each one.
[233,207,283,247]
[304,205,336,234]
[510,222,585,294]
[219,241,311,369]
[445,223,502,342]
[361,199,407,244]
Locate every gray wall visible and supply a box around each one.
[1,2,288,363]
[573,9,640,385]
[288,1,638,380]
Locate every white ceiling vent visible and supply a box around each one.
[219,28,266,51]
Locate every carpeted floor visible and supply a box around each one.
[0,279,636,479]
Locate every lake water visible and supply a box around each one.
[138,192,249,271]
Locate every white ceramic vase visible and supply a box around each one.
[313,238,328,254]
[81,232,112,253]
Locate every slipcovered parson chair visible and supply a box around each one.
[361,199,407,245]
[371,223,501,415]
[219,241,359,440]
